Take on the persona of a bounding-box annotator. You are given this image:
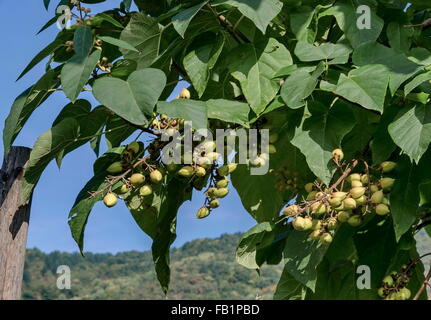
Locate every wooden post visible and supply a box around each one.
[0,146,32,300]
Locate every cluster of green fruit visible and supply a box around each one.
[103,142,163,208]
[196,163,238,219]
[378,266,412,300]
[282,149,397,245]
[274,167,302,192]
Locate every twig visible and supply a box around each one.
[405,18,431,28]
[413,267,431,300]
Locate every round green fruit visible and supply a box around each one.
[196,207,210,219]
[178,166,194,177]
[320,233,333,245]
[380,161,397,173]
[382,275,394,286]
[327,218,338,230]
[269,133,279,144]
[343,198,357,210]
[303,217,313,230]
[380,177,395,191]
[347,215,362,227]
[139,185,153,197]
[150,170,163,184]
[309,230,321,240]
[375,203,390,216]
[283,205,299,216]
[214,188,229,198]
[127,141,140,154]
[292,217,306,231]
[103,193,118,208]
[129,173,145,186]
[209,200,220,209]
[304,183,314,193]
[195,166,206,177]
[107,161,123,174]
[216,178,229,188]
[350,187,366,199]
[371,190,384,204]
[268,144,277,154]
[337,211,351,223]
[331,148,344,161]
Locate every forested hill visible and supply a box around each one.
[22,232,431,300]
[22,233,283,300]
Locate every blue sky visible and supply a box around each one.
[0,0,255,253]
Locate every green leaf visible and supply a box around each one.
[274,266,306,300]
[352,41,423,95]
[157,99,207,129]
[228,38,293,114]
[97,36,138,52]
[43,0,51,10]
[281,63,325,109]
[68,172,108,253]
[283,230,330,292]
[206,99,250,126]
[96,13,124,29]
[183,32,224,97]
[390,156,422,240]
[119,13,163,69]
[61,50,101,102]
[387,22,413,54]
[388,104,431,163]
[236,222,275,269]
[291,100,355,185]
[290,6,317,43]
[405,71,431,96]
[73,26,93,57]
[172,1,209,37]
[105,116,137,149]
[22,118,80,204]
[215,0,283,34]
[3,68,60,156]
[93,68,167,126]
[370,105,399,165]
[320,2,383,48]
[331,64,389,113]
[294,41,352,62]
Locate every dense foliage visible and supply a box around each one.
[23,233,283,300]
[6,0,431,299]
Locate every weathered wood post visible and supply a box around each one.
[0,146,32,300]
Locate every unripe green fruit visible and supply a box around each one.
[201,141,217,152]
[209,200,220,209]
[327,218,338,230]
[337,211,351,222]
[311,202,326,215]
[217,165,230,176]
[216,178,229,188]
[349,173,361,182]
[370,184,379,193]
[103,193,118,208]
[347,215,362,227]
[227,163,238,174]
[139,185,153,197]
[196,207,210,219]
[116,184,129,194]
[320,233,333,244]
[332,192,347,200]
[399,287,411,300]
[166,163,177,172]
[309,230,321,240]
[283,205,299,216]
[269,133,279,144]
[311,219,321,230]
[306,191,317,201]
[315,191,325,199]
[331,148,344,161]
[303,217,313,230]
[129,173,145,186]
[382,275,394,286]
[382,197,389,205]
[380,161,397,173]
[107,161,123,174]
[377,287,385,298]
[380,177,395,191]
[160,114,169,120]
[360,174,369,185]
[343,198,357,210]
[250,157,266,168]
[268,144,277,154]
[214,188,229,198]
[179,88,191,99]
[195,166,206,177]
[371,190,384,204]
[127,141,140,154]
[328,197,342,208]
[375,203,390,215]
[150,170,163,184]
[355,195,367,206]
[334,203,345,211]
[304,183,314,193]
[351,180,363,188]
[350,187,366,199]
[206,187,217,199]
[292,217,306,231]
[178,166,194,177]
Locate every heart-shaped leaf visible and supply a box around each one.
[93,68,167,125]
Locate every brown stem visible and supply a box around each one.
[413,267,431,300]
